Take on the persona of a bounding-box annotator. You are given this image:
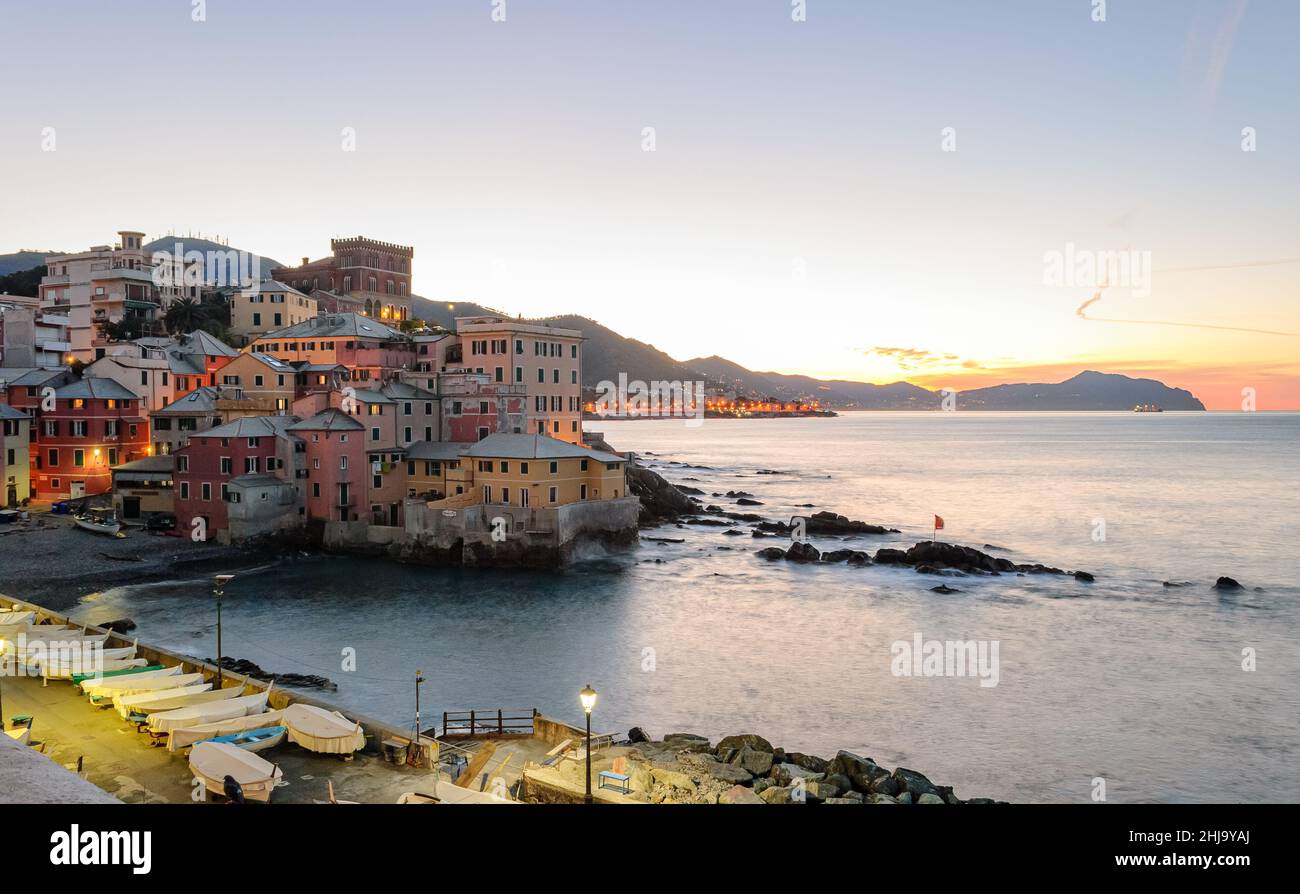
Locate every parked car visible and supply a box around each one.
[145,513,177,532]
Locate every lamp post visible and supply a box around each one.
[414,670,425,746]
[579,684,597,804]
[213,574,234,691]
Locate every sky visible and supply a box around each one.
[1,0,1296,409]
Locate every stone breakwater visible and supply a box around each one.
[620,730,1004,804]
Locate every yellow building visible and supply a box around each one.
[1,405,32,507]
[461,433,627,508]
[229,280,317,346]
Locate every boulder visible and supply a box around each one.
[895,791,914,805]
[785,752,830,774]
[804,511,899,535]
[627,726,651,744]
[784,542,821,563]
[717,734,774,754]
[627,463,698,523]
[100,617,137,633]
[891,767,940,800]
[828,750,883,786]
[772,763,825,786]
[867,793,900,804]
[759,785,796,805]
[755,547,786,561]
[707,762,753,784]
[736,498,763,506]
[1214,576,1243,591]
[731,745,774,777]
[805,781,841,802]
[868,775,902,797]
[821,797,864,805]
[874,548,909,564]
[917,793,946,805]
[650,768,697,793]
[718,784,765,805]
[930,584,961,594]
[1073,570,1095,582]
[824,773,852,797]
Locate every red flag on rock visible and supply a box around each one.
[934,515,945,530]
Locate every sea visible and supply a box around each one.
[71,412,1300,803]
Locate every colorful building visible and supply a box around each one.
[149,385,277,456]
[246,313,415,383]
[30,378,149,499]
[173,415,302,541]
[228,280,318,345]
[271,236,414,322]
[1,404,32,507]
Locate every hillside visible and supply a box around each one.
[0,251,58,278]
[957,371,1205,411]
[410,296,702,385]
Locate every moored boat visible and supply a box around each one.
[73,508,124,537]
[189,741,283,802]
[194,725,287,754]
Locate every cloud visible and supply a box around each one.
[1186,0,1250,107]
[863,346,961,370]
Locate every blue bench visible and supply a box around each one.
[598,770,630,795]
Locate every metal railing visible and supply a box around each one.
[441,708,536,739]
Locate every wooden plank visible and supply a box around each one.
[455,741,497,788]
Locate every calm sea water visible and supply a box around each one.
[77,412,1299,802]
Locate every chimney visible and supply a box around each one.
[302,257,309,266]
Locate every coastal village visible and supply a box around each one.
[0,229,992,807]
[0,231,644,564]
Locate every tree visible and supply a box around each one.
[164,297,205,334]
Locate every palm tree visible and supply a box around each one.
[164,297,204,334]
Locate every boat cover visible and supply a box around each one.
[283,703,365,754]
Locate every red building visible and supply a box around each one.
[173,415,301,540]
[30,378,149,499]
[272,236,414,322]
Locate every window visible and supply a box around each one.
[202,482,212,501]
[520,488,529,507]
[73,449,84,467]
[371,427,380,441]
[580,484,587,500]
[548,486,557,503]
[177,455,189,472]
[403,427,412,442]
[581,460,588,471]
[180,481,190,499]
[71,421,87,437]
[549,461,558,474]
[571,370,578,384]
[313,483,321,497]
[553,369,560,384]
[502,487,510,504]
[46,448,59,466]
[373,474,382,489]
[482,485,492,503]
[340,456,348,470]
[537,368,544,383]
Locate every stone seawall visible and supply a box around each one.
[320,496,641,568]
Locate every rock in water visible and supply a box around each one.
[930,584,961,594]
[627,726,651,744]
[784,542,821,563]
[1214,576,1244,591]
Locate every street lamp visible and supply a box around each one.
[579,684,597,804]
[414,670,425,747]
[213,574,234,691]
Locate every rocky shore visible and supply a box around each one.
[616,729,1002,804]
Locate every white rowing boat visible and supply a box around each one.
[43,657,148,680]
[282,703,365,755]
[148,687,272,735]
[83,668,193,700]
[189,742,282,802]
[117,684,246,719]
[167,709,285,752]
